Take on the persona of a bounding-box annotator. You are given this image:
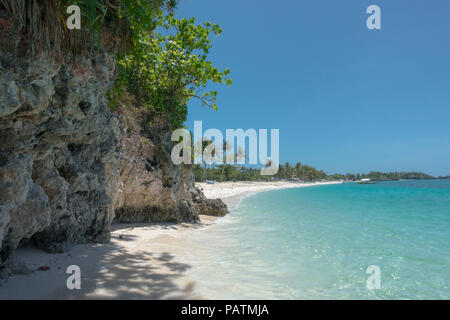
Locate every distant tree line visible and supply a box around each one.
[191,162,437,183]
[328,171,435,181]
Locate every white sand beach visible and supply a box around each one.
[197,181,342,210]
[0,180,340,299]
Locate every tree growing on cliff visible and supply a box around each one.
[111,12,232,128]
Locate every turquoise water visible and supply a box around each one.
[186,180,450,299]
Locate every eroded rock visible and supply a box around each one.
[0,8,121,271]
[112,108,201,223]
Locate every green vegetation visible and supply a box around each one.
[0,0,173,54]
[111,11,231,128]
[192,161,436,183]
[329,171,434,181]
[192,162,328,182]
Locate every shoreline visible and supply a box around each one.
[197,181,342,211]
[0,180,341,299]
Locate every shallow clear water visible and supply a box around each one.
[185,180,450,299]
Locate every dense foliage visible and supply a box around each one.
[193,162,328,182]
[111,12,231,128]
[0,0,173,54]
[328,171,435,181]
[192,162,436,183]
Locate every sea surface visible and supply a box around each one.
[184,180,450,299]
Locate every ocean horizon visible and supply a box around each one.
[184,179,450,299]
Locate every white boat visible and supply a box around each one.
[358,178,376,184]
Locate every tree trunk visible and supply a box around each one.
[203,164,207,181]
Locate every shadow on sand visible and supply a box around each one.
[1,222,206,300]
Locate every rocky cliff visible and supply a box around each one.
[0,7,227,279]
[113,106,200,223]
[0,12,122,276]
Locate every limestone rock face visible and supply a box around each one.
[112,109,201,223]
[111,107,229,223]
[0,43,121,261]
[0,8,121,275]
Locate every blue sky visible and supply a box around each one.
[177,0,450,176]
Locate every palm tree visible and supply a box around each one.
[220,140,233,177]
[233,147,248,181]
[193,138,215,182]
